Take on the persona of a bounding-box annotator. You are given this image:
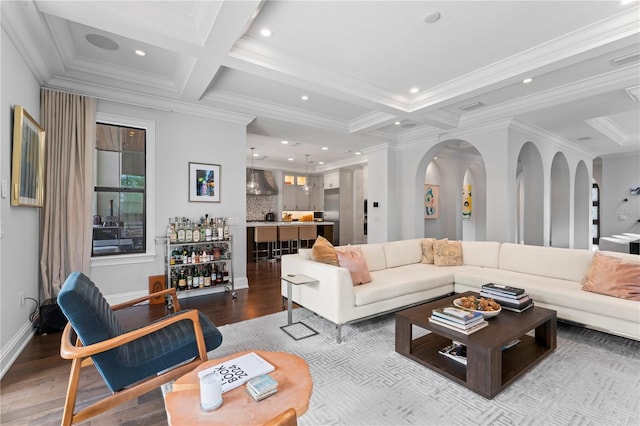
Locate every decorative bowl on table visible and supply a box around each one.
[453,296,502,318]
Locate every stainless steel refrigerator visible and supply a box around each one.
[324,188,340,246]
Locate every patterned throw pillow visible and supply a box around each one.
[420,238,436,264]
[433,239,463,266]
[336,246,372,285]
[311,235,339,266]
[582,252,640,301]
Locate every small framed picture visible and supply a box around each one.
[189,162,220,202]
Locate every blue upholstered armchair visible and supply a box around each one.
[57,272,223,425]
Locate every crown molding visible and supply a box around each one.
[207,90,348,133]
[44,79,255,125]
[1,1,55,84]
[510,119,596,157]
[460,65,640,128]
[408,6,640,114]
[227,37,409,113]
[586,116,640,146]
[349,111,397,134]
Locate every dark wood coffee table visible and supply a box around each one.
[395,292,556,399]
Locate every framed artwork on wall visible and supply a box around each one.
[462,184,472,219]
[189,162,220,202]
[11,105,45,207]
[424,184,439,219]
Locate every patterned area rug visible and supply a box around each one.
[167,308,640,425]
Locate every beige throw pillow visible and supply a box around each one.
[311,235,339,266]
[336,246,372,285]
[582,252,640,301]
[433,239,463,266]
[420,238,435,264]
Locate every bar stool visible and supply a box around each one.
[254,226,279,261]
[298,224,317,249]
[278,225,299,255]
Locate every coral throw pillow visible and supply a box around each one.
[420,238,435,264]
[582,252,640,301]
[433,239,463,266]
[311,235,339,266]
[336,246,372,285]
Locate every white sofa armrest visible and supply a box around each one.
[281,254,356,324]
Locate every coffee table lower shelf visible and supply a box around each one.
[403,333,553,395]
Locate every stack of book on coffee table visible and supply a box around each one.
[246,374,278,401]
[480,283,533,313]
[429,306,488,335]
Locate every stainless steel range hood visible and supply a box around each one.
[246,169,279,195]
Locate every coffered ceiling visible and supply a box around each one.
[2,0,639,172]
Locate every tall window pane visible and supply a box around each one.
[92,124,146,256]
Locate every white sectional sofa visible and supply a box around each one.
[281,239,640,342]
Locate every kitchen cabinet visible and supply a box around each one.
[282,173,323,210]
[324,171,339,189]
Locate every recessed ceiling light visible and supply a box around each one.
[288,157,294,161]
[321,147,328,150]
[522,77,533,84]
[260,28,272,37]
[394,121,401,126]
[253,152,259,157]
[135,49,146,57]
[423,12,441,24]
[281,140,289,144]
[319,161,325,165]
[301,95,309,101]
[410,87,419,94]
[355,151,362,155]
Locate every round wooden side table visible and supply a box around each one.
[165,350,313,425]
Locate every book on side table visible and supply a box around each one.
[246,374,278,401]
[197,352,275,393]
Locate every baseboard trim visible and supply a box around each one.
[0,321,36,380]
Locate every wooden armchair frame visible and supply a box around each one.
[59,288,208,425]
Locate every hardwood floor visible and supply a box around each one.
[0,261,285,425]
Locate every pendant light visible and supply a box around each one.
[302,154,312,194]
[246,147,258,193]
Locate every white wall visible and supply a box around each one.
[89,101,249,299]
[1,28,42,377]
[600,153,640,238]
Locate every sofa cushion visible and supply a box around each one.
[498,243,593,282]
[298,248,313,260]
[420,238,436,264]
[582,252,640,301]
[358,244,386,272]
[383,239,422,268]
[454,268,639,323]
[311,236,339,266]
[434,239,463,266]
[336,246,372,285]
[462,241,501,268]
[354,263,473,306]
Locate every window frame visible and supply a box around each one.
[91,113,156,267]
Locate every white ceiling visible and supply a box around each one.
[2,0,639,173]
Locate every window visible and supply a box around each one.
[592,183,600,245]
[92,113,155,264]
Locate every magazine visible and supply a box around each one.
[197,352,275,393]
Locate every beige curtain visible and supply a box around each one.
[40,89,97,299]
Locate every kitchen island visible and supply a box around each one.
[247,221,333,262]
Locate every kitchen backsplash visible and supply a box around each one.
[247,195,276,221]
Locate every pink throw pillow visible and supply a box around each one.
[336,246,372,285]
[582,252,640,301]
